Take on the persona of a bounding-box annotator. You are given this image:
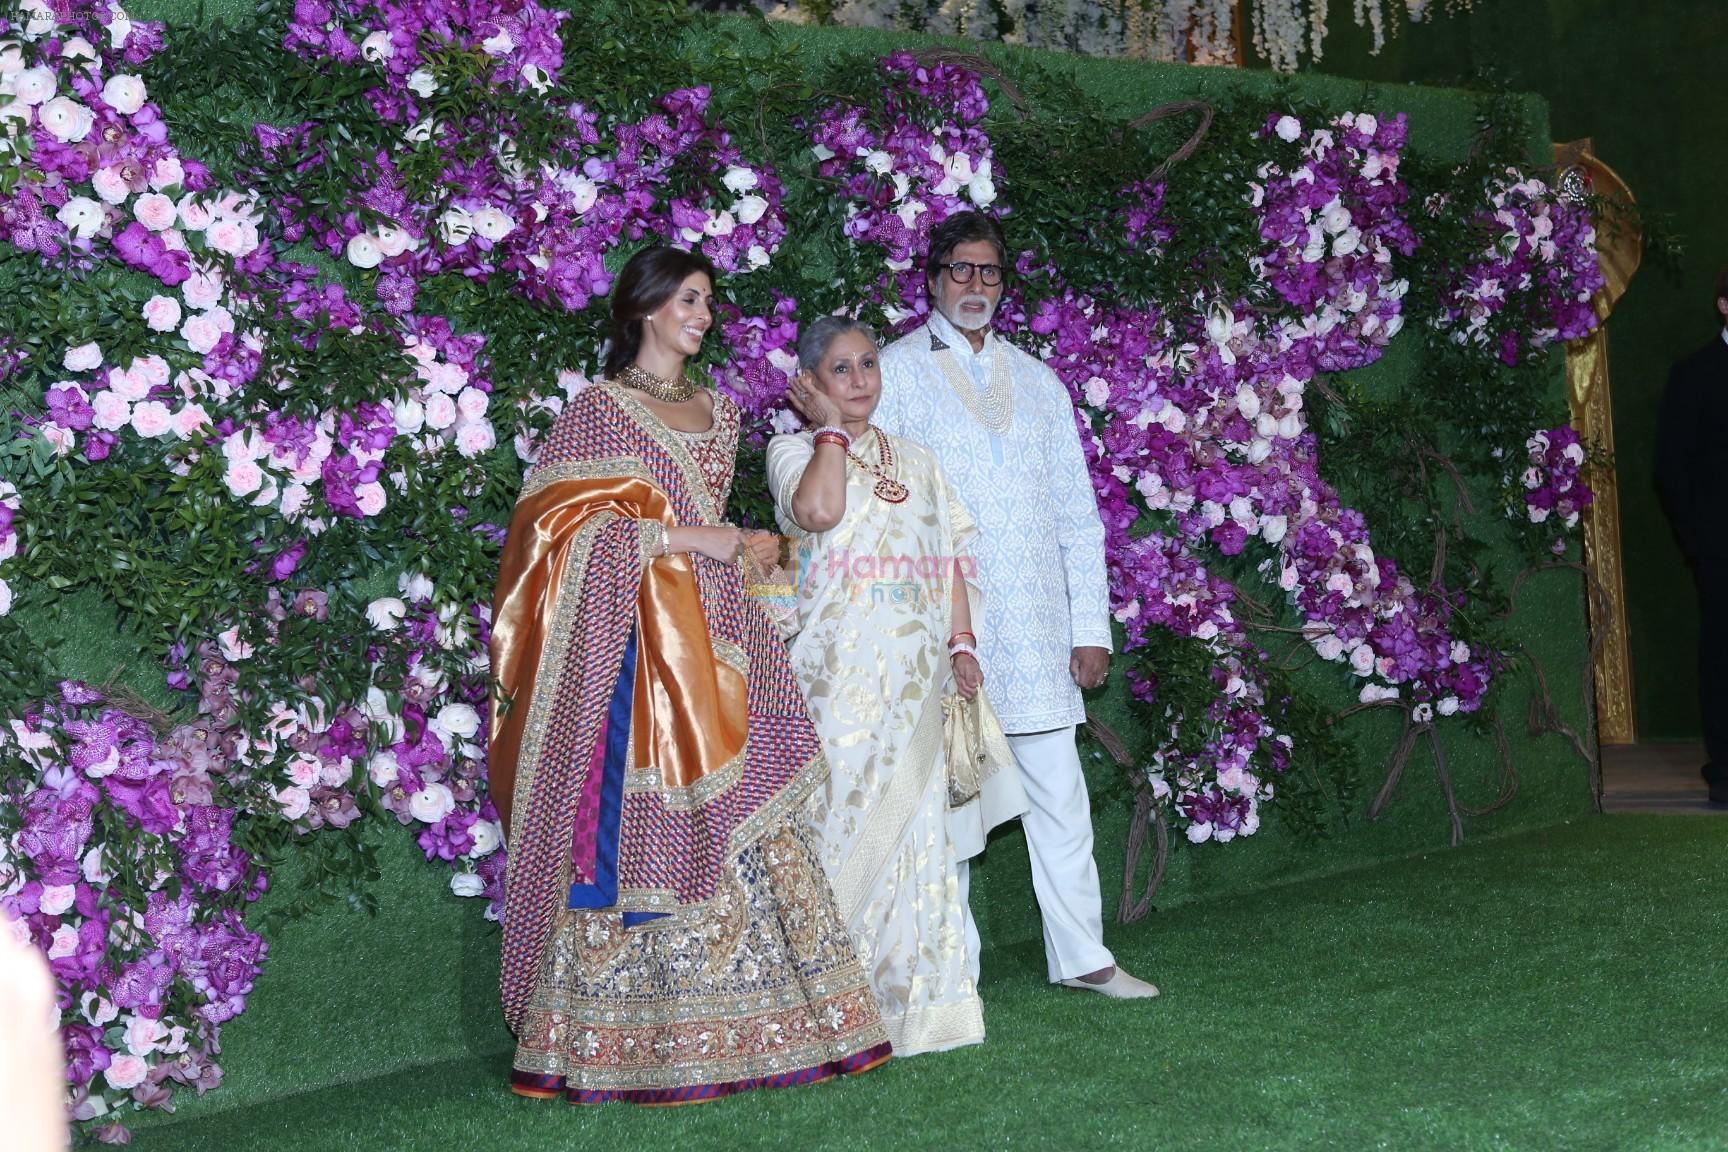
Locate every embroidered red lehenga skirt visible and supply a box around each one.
[490,384,889,1104]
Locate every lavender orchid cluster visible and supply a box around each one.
[1,682,266,1144]
[1433,168,1606,365]
[1516,425,1594,552]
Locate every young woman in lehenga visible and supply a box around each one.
[488,249,890,1105]
[766,316,1027,1056]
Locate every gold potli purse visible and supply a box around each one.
[941,688,1016,809]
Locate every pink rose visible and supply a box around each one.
[141,294,182,333]
[181,269,224,310]
[223,458,263,497]
[455,386,489,421]
[90,391,132,431]
[180,312,227,355]
[279,483,310,518]
[149,156,185,191]
[123,1014,167,1057]
[453,420,496,458]
[107,368,150,401]
[134,192,177,232]
[105,1054,150,1091]
[40,883,75,915]
[62,342,102,372]
[171,403,210,439]
[274,785,312,820]
[354,482,387,516]
[206,219,258,257]
[131,354,171,389]
[129,401,173,438]
[320,759,353,787]
[286,757,320,788]
[91,166,132,205]
[176,195,213,231]
[423,393,457,431]
[48,924,81,959]
[80,993,118,1027]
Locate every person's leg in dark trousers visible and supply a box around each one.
[1697,556,1728,802]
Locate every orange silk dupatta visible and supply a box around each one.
[488,465,748,835]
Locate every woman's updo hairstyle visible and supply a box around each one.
[604,246,717,378]
[796,314,879,373]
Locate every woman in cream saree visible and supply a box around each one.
[767,317,1026,1056]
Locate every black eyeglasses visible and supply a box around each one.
[937,261,1004,286]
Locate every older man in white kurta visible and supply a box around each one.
[873,213,1158,999]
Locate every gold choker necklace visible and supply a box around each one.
[619,363,698,403]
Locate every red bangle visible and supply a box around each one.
[813,432,848,449]
[948,631,976,647]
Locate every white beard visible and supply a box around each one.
[941,293,998,332]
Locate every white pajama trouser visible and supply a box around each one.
[958,725,1114,983]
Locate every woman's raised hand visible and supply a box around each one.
[785,371,844,430]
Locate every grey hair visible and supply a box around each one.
[796,314,879,372]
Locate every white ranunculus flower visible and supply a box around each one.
[374,223,415,257]
[406,69,437,98]
[361,30,393,61]
[60,36,97,63]
[439,207,474,245]
[404,117,436,144]
[734,194,768,225]
[11,66,56,105]
[408,782,456,824]
[1235,385,1261,420]
[345,233,384,269]
[433,702,481,740]
[55,196,105,240]
[746,244,770,269]
[366,596,408,631]
[968,174,996,206]
[450,872,485,897]
[1275,115,1302,142]
[38,96,93,142]
[467,820,502,857]
[471,206,514,241]
[863,150,892,175]
[101,74,147,115]
[702,210,736,238]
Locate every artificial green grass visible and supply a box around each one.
[122,814,1728,1151]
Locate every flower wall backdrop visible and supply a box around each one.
[0,0,1600,1137]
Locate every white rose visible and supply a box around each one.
[38,96,93,142]
[455,386,489,421]
[55,196,105,240]
[1275,115,1302,142]
[81,846,112,884]
[392,397,425,434]
[406,69,437,98]
[354,482,387,516]
[734,194,769,225]
[366,596,407,630]
[722,165,759,193]
[91,166,131,204]
[346,233,384,270]
[449,872,485,897]
[367,749,401,788]
[702,210,736,238]
[454,420,496,458]
[423,392,457,430]
[129,401,173,438]
[39,883,75,915]
[1235,386,1261,420]
[62,342,102,372]
[101,74,147,115]
[408,782,456,824]
[150,156,186,192]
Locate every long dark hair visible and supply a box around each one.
[604,246,717,378]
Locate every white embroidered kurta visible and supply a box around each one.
[766,429,987,1057]
[877,311,1113,733]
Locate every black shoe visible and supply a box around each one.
[1703,764,1728,807]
